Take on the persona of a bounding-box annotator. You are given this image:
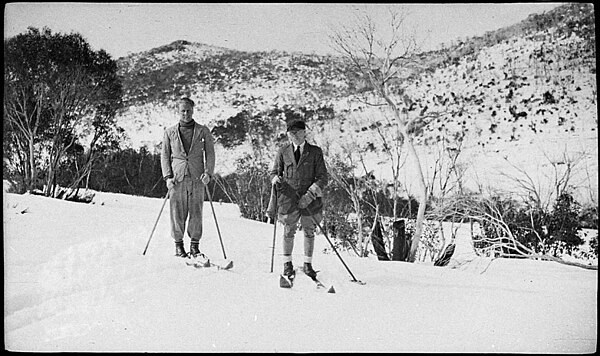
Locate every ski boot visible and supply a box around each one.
[303,262,317,278]
[280,261,296,288]
[189,242,210,267]
[174,241,187,258]
[283,261,294,277]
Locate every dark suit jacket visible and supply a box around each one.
[270,141,328,215]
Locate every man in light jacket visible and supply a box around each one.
[161,97,215,259]
[270,119,328,278]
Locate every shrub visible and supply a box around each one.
[547,192,583,255]
[589,235,598,257]
[219,154,271,222]
[322,180,359,253]
[88,147,166,198]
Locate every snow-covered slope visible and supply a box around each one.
[4,191,597,352]
[314,19,597,204]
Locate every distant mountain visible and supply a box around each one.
[116,39,354,107]
[113,3,597,204]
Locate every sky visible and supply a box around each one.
[4,2,564,59]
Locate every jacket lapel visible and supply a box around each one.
[174,125,186,155]
[189,122,200,152]
[297,143,310,166]
[284,144,296,166]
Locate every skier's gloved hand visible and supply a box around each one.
[298,183,322,209]
[298,190,317,209]
[166,178,175,190]
[271,176,282,185]
[201,173,211,185]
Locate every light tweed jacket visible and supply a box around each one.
[161,122,215,183]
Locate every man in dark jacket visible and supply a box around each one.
[270,119,328,278]
[161,97,215,260]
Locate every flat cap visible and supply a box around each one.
[286,119,306,131]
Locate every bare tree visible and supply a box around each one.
[426,134,467,201]
[329,7,451,261]
[369,111,408,219]
[499,147,586,212]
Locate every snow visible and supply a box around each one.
[3,190,597,352]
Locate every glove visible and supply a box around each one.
[271,176,282,185]
[166,178,175,190]
[298,189,318,209]
[201,173,211,185]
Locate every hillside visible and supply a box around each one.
[112,3,597,204]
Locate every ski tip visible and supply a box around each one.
[279,275,292,288]
[191,260,211,268]
[327,286,336,294]
[223,260,234,270]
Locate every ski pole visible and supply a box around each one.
[142,191,169,255]
[308,210,365,285]
[269,184,278,273]
[202,138,227,260]
[205,184,227,260]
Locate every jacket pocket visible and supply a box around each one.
[285,163,295,179]
[277,182,299,215]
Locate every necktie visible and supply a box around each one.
[294,146,301,163]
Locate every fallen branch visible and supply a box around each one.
[531,253,598,270]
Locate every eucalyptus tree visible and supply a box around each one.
[4,27,122,196]
[329,7,444,262]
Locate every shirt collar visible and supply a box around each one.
[293,141,306,153]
